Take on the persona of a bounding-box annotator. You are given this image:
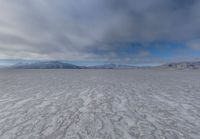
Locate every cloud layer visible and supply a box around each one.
[0,0,200,63]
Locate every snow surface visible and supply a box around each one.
[0,69,200,139]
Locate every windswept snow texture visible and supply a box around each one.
[0,70,200,139]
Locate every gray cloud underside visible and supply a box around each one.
[0,0,200,61]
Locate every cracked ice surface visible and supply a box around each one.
[0,69,200,139]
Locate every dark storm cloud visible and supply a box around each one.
[0,0,200,62]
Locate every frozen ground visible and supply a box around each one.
[0,70,200,139]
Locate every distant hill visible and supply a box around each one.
[11,61,81,69]
[158,61,200,70]
[88,64,137,69]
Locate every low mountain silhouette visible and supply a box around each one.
[88,64,137,69]
[158,61,200,70]
[6,61,200,70]
[11,61,81,69]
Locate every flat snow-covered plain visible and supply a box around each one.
[0,69,200,139]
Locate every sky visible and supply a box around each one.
[0,0,200,66]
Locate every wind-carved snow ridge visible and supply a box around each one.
[0,69,200,139]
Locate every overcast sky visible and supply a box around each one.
[0,0,200,65]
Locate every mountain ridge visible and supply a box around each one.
[10,61,81,69]
[3,60,200,70]
[158,61,200,70]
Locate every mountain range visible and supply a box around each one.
[3,61,200,70]
[158,61,200,70]
[10,61,81,69]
